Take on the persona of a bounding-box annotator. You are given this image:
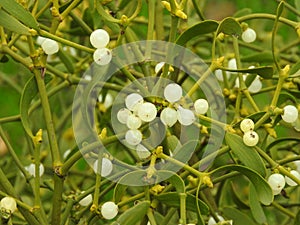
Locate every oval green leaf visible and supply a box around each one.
[0,9,30,35]
[216,17,242,36]
[20,76,38,139]
[176,20,219,46]
[223,207,257,225]
[220,66,274,79]
[225,132,266,177]
[156,170,185,193]
[0,0,39,30]
[241,51,274,63]
[211,165,273,205]
[111,201,150,225]
[249,184,267,224]
[113,170,146,203]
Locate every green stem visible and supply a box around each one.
[271,201,296,218]
[186,64,217,97]
[60,0,83,19]
[159,153,203,177]
[39,30,94,53]
[237,13,297,27]
[179,193,187,224]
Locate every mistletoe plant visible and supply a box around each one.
[0,0,300,225]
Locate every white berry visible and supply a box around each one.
[101,201,118,220]
[208,214,229,225]
[164,83,182,103]
[117,108,132,124]
[248,77,262,93]
[93,158,113,177]
[155,62,165,74]
[41,38,59,55]
[228,58,237,70]
[90,29,110,49]
[268,173,285,195]
[125,93,143,111]
[285,170,300,186]
[240,118,254,132]
[194,99,209,115]
[136,144,151,159]
[36,36,47,45]
[0,197,17,214]
[93,48,112,65]
[242,28,257,43]
[177,107,195,126]
[243,131,259,146]
[126,114,142,130]
[125,129,142,146]
[214,69,223,81]
[282,105,298,123]
[137,102,157,122]
[160,107,178,127]
[25,163,45,177]
[79,193,93,207]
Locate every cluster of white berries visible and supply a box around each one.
[281,105,299,123]
[93,158,113,177]
[117,93,155,158]
[25,163,45,177]
[0,197,17,219]
[241,27,257,43]
[116,83,209,157]
[267,170,300,195]
[240,118,259,147]
[90,29,112,65]
[208,214,232,225]
[37,36,59,55]
[101,201,118,220]
[161,83,209,126]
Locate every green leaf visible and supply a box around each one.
[246,111,271,124]
[233,8,252,17]
[155,170,185,193]
[278,92,298,105]
[290,58,300,74]
[0,0,39,30]
[111,201,150,225]
[20,75,52,139]
[57,50,75,73]
[295,209,300,225]
[216,17,242,36]
[113,170,146,203]
[211,165,273,205]
[249,184,267,224]
[0,9,31,35]
[221,66,274,79]
[230,183,249,209]
[223,207,257,225]
[153,192,209,215]
[241,51,274,63]
[225,132,266,177]
[296,0,300,21]
[266,137,300,152]
[166,135,182,153]
[20,76,38,139]
[176,20,219,46]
